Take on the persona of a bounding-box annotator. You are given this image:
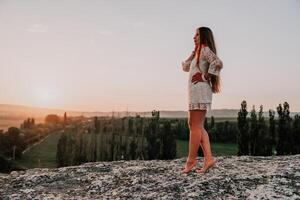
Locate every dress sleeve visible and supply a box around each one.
[202,46,223,76]
[181,59,191,72]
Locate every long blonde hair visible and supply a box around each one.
[194,27,221,93]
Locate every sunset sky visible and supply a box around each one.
[0,0,299,112]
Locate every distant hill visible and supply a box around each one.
[0,104,299,120]
[0,104,108,120]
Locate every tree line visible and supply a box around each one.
[56,110,177,167]
[237,100,300,156]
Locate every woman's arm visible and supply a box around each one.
[202,46,223,76]
[182,45,197,72]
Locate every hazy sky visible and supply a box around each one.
[0,0,299,112]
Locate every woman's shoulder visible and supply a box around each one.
[201,44,211,52]
[201,45,219,59]
[200,45,210,59]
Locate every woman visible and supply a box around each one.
[181,26,223,174]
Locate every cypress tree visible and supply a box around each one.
[257,105,272,156]
[161,121,176,159]
[204,117,209,131]
[64,112,67,126]
[269,109,276,148]
[276,102,293,155]
[237,100,249,155]
[56,131,68,167]
[129,139,137,160]
[292,114,300,154]
[210,116,215,129]
[145,110,160,159]
[249,105,258,155]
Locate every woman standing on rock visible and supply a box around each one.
[181,26,223,174]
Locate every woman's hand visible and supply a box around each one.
[191,72,210,84]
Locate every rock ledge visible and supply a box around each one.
[0,155,299,199]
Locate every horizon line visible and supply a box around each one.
[0,103,299,113]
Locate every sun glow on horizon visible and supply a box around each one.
[31,86,61,109]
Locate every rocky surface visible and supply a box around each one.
[0,155,299,200]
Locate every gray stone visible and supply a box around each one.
[0,155,299,199]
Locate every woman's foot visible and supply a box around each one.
[196,158,216,174]
[195,157,206,173]
[181,159,197,174]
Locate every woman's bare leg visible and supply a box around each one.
[199,142,206,166]
[197,110,216,173]
[201,128,213,161]
[197,110,208,167]
[198,128,214,170]
[181,110,202,173]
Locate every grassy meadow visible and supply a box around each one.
[17,131,62,169]
[16,136,237,169]
[176,139,237,158]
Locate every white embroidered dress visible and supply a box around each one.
[182,46,223,111]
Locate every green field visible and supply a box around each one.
[16,131,237,169]
[17,131,62,169]
[176,139,238,158]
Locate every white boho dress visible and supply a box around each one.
[182,46,223,111]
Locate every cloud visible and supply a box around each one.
[26,24,48,33]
